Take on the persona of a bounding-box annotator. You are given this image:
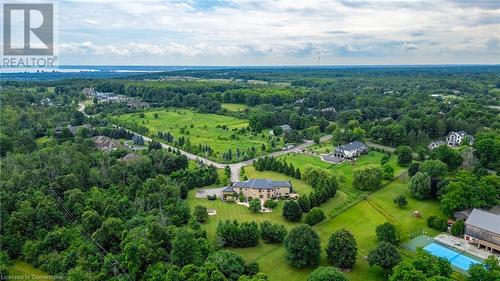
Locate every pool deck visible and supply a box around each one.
[434,233,500,260]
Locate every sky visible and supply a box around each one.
[4,0,500,65]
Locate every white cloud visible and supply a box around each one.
[55,0,500,64]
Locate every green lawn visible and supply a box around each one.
[113,109,282,162]
[8,260,48,278]
[367,178,442,241]
[221,103,248,111]
[187,151,445,281]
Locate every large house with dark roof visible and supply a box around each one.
[464,208,500,253]
[222,179,298,201]
[446,131,474,147]
[332,141,368,159]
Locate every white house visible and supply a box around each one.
[446,131,474,147]
[428,140,446,150]
[332,141,368,159]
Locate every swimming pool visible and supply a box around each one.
[424,242,482,271]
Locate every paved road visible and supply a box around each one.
[78,101,332,182]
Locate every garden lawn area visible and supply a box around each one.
[233,200,388,281]
[114,109,282,162]
[221,103,248,111]
[8,260,48,278]
[279,153,335,170]
[367,177,442,240]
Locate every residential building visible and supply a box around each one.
[332,141,368,159]
[270,124,292,135]
[464,208,500,253]
[92,136,122,151]
[446,131,474,147]
[428,140,446,150]
[222,179,298,201]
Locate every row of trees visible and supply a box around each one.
[253,156,301,179]
[216,220,289,248]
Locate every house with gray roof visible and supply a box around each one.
[428,140,446,150]
[270,124,292,136]
[446,131,474,147]
[223,179,298,201]
[332,141,368,159]
[464,208,500,253]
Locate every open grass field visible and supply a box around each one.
[114,109,282,162]
[221,103,249,111]
[8,260,49,278]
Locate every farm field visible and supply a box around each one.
[221,103,249,111]
[113,109,283,162]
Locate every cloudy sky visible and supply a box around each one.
[9,0,500,65]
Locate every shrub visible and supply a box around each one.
[207,194,217,200]
[307,267,348,281]
[305,208,326,226]
[427,215,448,232]
[194,205,208,223]
[450,219,465,237]
[249,199,261,213]
[263,200,277,209]
[260,221,287,244]
[393,195,408,208]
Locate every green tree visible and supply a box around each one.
[419,160,447,179]
[283,201,302,222]
[206,250,246,281]
[325,229,357,269]
[367,242,401,274]
[194,205,208,223]
[352,165,383,191]
[409,172,432,200]
[396,146,413,167]
[285,225,321,268]
[390,248,452,281]
[249,199,261,213]
[307,267,348,281]
[376,222,399,245]
[263,200,277,209]
[450,219,465,237]
[467,255,500,281]
[260,221,287,244]
[382,163,394,179]
[298,195,311,212]
[305,208,326,226]
[170,228,199,267]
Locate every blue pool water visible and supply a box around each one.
[424,242,482,271]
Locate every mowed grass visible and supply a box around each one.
[114,109,281,162]
[221,103,248,111]
[8,260,48,278]
[367,178,442,240]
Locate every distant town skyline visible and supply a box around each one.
[6,0,499,65]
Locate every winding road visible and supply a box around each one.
[78,101,332,182]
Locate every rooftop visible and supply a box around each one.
[465,208,500,235]
[335,141,367,152]
[233,179,291,190]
